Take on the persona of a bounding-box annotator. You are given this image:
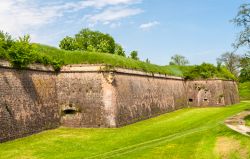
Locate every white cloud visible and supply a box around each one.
[139,21,160,30]
[110,22,122,28]
[0,0,143,37]
[0,0,64,36]
[85,7,143,25]
[70,0,142,10]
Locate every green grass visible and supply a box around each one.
[0,102,249,159]
[239,82,250,100]
[33,44,187,76]
[244,115,250,127]
[32,44,234,80]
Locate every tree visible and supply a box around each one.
[145,58,150,63]
[169,54,189,66]
[59,28,116,54]
[232,3,250,49]
[239,52,250,82]
[217,52,241,77]
[114,43,126,57]
[59,36,77,51]
[130,51,139,60]
[184,63,218,79]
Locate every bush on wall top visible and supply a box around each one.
[0,31,63,71]
[183,63,236,80]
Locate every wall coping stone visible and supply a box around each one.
[0,60,54,72]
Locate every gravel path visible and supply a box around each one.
[225,111,250,136]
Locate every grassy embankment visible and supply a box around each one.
[0,102,249,159]
[239,82,250,101]
[32,44,234,79]
[33,44,188,76]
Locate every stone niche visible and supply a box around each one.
[60,104,82,127]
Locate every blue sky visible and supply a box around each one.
[0,0,248,65]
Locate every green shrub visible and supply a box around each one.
[218,66,237,80]
[183,63,236,80]
[59,36,78,51]
[184,63,216,79]
[60,28,116,54]
[8,35,36,68]
[0,49,7,59]
[239,82,250,100]
[0,31,13,59]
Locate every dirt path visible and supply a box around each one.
[225,111,250,136]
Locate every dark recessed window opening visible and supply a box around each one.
[204,98,208,102]
[189,98,193,102]
[63,109,76,115]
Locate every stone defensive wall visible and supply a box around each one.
[0,60,240,142]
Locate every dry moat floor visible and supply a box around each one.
[0,102,250,159]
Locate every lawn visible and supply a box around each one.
[245,115,250,127]
[239,82,250,100]
[0,102,249,159]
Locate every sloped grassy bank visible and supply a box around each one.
[239,82,250,100]
[0,42,235,80]
[33,44,235,79]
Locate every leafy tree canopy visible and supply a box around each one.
[169,54,189,66]
[130,50,139,60]
[183,63,235,80]
[216,52,241,77]
[60,28,119,54]
[239,52,250,82]
[114,43,126,57]
[232,3,250,49]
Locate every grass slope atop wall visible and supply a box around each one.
[32,44,235,80]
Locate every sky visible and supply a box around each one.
[0,0,249,65]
